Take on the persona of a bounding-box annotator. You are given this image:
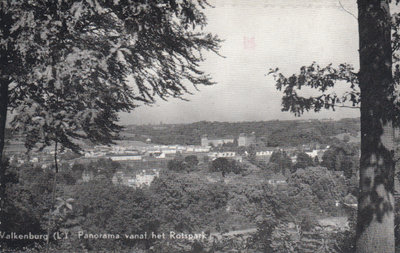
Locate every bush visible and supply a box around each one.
[209,157,244,176]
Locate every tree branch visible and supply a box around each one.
[326,103,360,109]
[338,0,358,20]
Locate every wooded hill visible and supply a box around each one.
[124,118,360,147]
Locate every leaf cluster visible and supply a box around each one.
[269,62,359,117]
[1,0,221,153]
[269,8,400,128]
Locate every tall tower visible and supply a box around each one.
[201,135,209,147]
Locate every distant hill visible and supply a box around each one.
[123,118,360,146]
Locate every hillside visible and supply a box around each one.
[123,118,360,146]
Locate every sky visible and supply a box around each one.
[120,0,360,125]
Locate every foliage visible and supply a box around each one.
[269,2,400,250]
[321,142,359,178]
[2,164,53,250]
[332,210,357,253]
[289,167,348,214]
[209,157,244,177]
[167,155,199,172]
[269,150,292,174]
[298,209,318,232]
[293,152,313,171]
[167,158,186,172]
[184,155,199,168]
[251,215,277,252]
[57,170,77,185]
[3,156,359,252]
[56,178,156,252]
[314,156,320,166]
[70,163,86,181]
[83,158,121,179]
[1,0,221,153]
[126,118,360,146]
[150,170,228,233]
[268,62,360,116]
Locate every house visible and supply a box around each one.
[194,146,210,152]
[256,150,274,157]
[201,135,234,147]
[135,170,159,186]
[267,174,287,187]
[109,154,142,161]
[153,152,166,159]
[208,152,236,160]
[160,149,177,155]
[112,169,160,188]
[305,150,319,158]
[112,171,137,187]
[84,151,106,158]
[82,170,94,182]
[146,150,167,158]
[30,157,39,163]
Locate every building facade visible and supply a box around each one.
[238,133,256,147]
[201,135,234,147]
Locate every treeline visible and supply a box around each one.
[2,159,361,252]
[125,118,360,146]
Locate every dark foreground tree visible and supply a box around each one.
[270,0,399,251]
[356,1,394,251]
[0,0,220,233]
[1,0,221,154]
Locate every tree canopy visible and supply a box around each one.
[269,150,292,174]
[209,157,243,177]
[1,0,221,153]
[293,152,313,171]
[321,142,359,178]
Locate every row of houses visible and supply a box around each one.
[201,133,257,147]
[84,144,211,159]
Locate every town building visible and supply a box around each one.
[201,135,234,147]
[109,154,142,161]
[208,151,236,160]
[255,150,274,157]
[112,169,160,188]
[238,132,256,147]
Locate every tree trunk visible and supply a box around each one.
[356,0,395,252]
[0,78,9,232]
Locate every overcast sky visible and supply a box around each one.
[120,0,360,125]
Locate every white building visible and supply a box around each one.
[135,169,160,187]
[161,149,177,155]
[256,150,274,156]
[305,150,319,158]
[109,155,142,161]
[208,152,236,159]
[201,135,234,147]
[194,146,210,152]
[112,169,160,188]
[30,157,39,163]
[84,151,106,158]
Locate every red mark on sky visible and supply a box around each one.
[243,36,256,50]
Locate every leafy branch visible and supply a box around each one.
[268,62,360,116]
